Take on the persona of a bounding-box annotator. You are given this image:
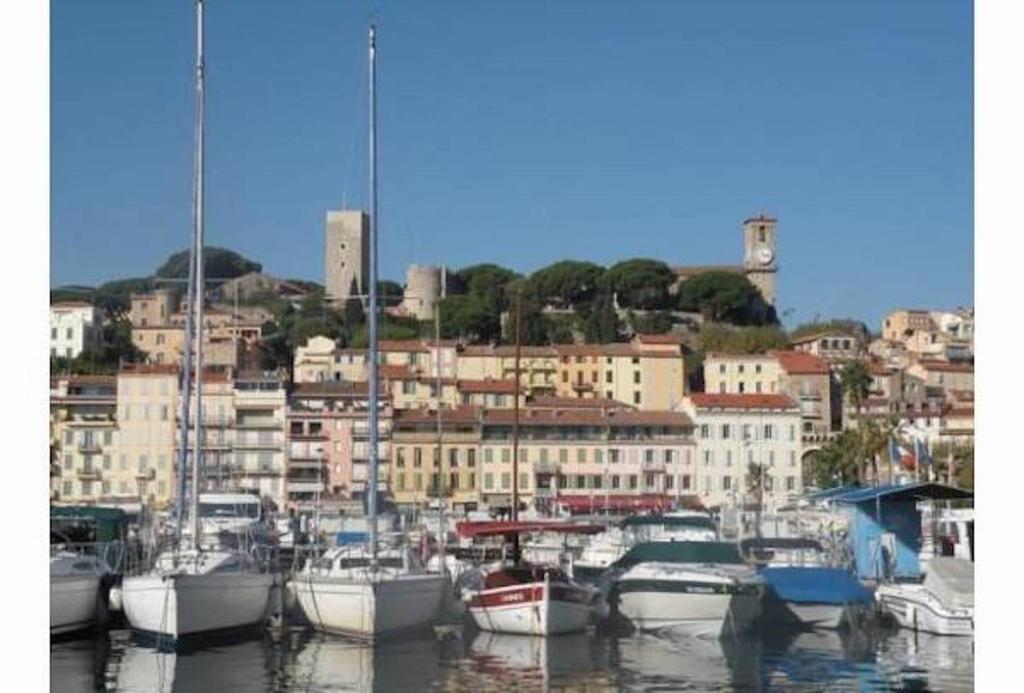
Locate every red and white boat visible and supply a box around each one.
[458,521,603,636]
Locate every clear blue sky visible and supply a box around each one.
[51,0,972,329]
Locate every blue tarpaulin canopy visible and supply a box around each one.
[761,566,874,605]
[833,483,973,504]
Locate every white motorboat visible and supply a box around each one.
[573,511,717,583]
[121,548,274,643]
[292,544,446,638]
[875,557,974,636]
[607,541,763,636]
[50,550,111,635]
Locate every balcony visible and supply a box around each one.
[533,461,560,474]
[235,418,281,430]
[235,433,283,450]
[77,442,102,454]
[240,465,280,477]
[290,431,328,441]
[288,459,323,470]
[135,468,156,481]
[287,480,325,494]
[289,442,326,459]
[76,467,101,480]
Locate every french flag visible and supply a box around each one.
[915,438,932,468]
[889,438,916,471]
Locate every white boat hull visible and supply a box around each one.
[617,585,762,636]
[876,586,974,637]
[468,580,594,636]
[786,602,848,630]
[50,575,102,635]
[122,572,274,641]
[293,573,446,638]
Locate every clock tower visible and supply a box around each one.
[743,214,777,306]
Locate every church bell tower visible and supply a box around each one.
[743,214,777,306]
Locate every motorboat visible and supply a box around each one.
[459,521,604,636]
[291,543,447,638]
[573,511,717,583]
[189,493,277,549]
[605,541,763,636]
[741,537,873,630]
[50,550,112,635]
[121,548,274,644]
[875,557,974,636]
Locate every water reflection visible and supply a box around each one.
[49,624,974,692]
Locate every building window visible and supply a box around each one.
[609,449,620,463]
[501,448,511,463]
[414,448,422,467]
[755,382,762,393]
[81,481,93,496]
[575,475,585,490]
[468,449,476,467]
[66,328,73,340]
[664,449,673,464]
[449,472,458,490]
[722,476,732,491]
[449,448,459,467]
[633,392,641,405]
[559,448,568,463]
[725,450,732,467]
[755,364,762,374]
[764,424,773,440]
[520,473,529,490]
[396,448,406,468]
[738,364,745,374]
[501,473,510,490]
[539,448,549,463]
[51,327,57,340]
[700,424,709,439]
[562,372,569,383]
[665,475,674,490]
[703,450,712,465]
[719,382,726,393]
[63,454,72,470]
[742,424,751,440]
[433,448,441,467]
[62,481,72,496]
[738,382,745,394]
[628,475,637,490]
[576,448,586,463]
[786,476,795,491]
[415,474,423,491]
[789,425,795,441]
[484,473,493,490]
[64,430,73,445]
[682,474,692,490]
[102,455,111,470]
[396,472,405,490]
[594,449,604,464]
[719,364,726,374]
[645,449,654,464]
[611,475,620,489]
[606,372,613,383]
[484,448,493,463]
[721,424,730,440]
[521,448,529,463]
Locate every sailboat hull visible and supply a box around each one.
[51,575,103,635]
[468,580,594,636]
[293,573,446,639]
[122,572,273,642]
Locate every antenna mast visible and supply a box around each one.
[367,23,380,564]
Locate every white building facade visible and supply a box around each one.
[681,393,803,510]
[50,302,103,359]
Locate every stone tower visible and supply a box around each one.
[742,214,777,305]
[324,210,369,306]
[400,264,443,321]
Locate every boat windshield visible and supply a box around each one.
[200,502,260,519]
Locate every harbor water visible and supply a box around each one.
[51,623,973,691]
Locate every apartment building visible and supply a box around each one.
[789,330,865,363]
[389,406,697,513]
[286,382,392,509]
[774,351,835,442]
[681,393,803,510]
[882,308,973,362]
[457,345,559,395]
[50,302,104,359]
[703,353,781,395]
[50,375,119,503]
[114,364,180,508]
[229,373,288,507]
[906,360,974,398]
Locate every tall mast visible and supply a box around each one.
[511,293,522,561]
[435,302,445,565]
[189,0,207,552]
[367,23,380,564]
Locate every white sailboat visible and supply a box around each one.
[291,23,446,639]
[120,0,273,645]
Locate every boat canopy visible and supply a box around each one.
[740,537,823,553]
[833,483,973,504]
[761,566,873,605]
[612,541,745,569]
[50,505,129,543]
[456,521,604,539]
[619,514,715,531]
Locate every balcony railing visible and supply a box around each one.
[77,442,102,454]
[76,467,101,480]
[235,419,281,430]
[135,468,156,481]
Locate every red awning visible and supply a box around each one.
[455,520,605,539]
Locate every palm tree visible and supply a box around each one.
[839,360,873,482]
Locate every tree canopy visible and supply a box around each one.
[527,260,605,307]
[438,294,501,342]
[155,247,262,280]
[676,271,776,325]
[601,259,676,310]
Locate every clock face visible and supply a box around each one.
[756,246,774,265]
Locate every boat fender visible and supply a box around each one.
[109,585,123,613]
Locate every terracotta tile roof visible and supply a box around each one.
[395,406,482,424]
[688,393,799,411]
[773,350,830,375]
[119,364,180,376]
[482,408,692,427]
[379,340,430,353]
[67,375,117,387]
[379,364,417,380]
[789,330,860,346]
[456,379,519,394]
[916,360,974,374]
[704,352,777,361]
[459,345,559,358]
[528,395,634,410]
[290,381,370,397]
[51,301,95,309]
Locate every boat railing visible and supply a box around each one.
[51,540,145,576]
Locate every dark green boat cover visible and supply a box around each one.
[612,541,745,569]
